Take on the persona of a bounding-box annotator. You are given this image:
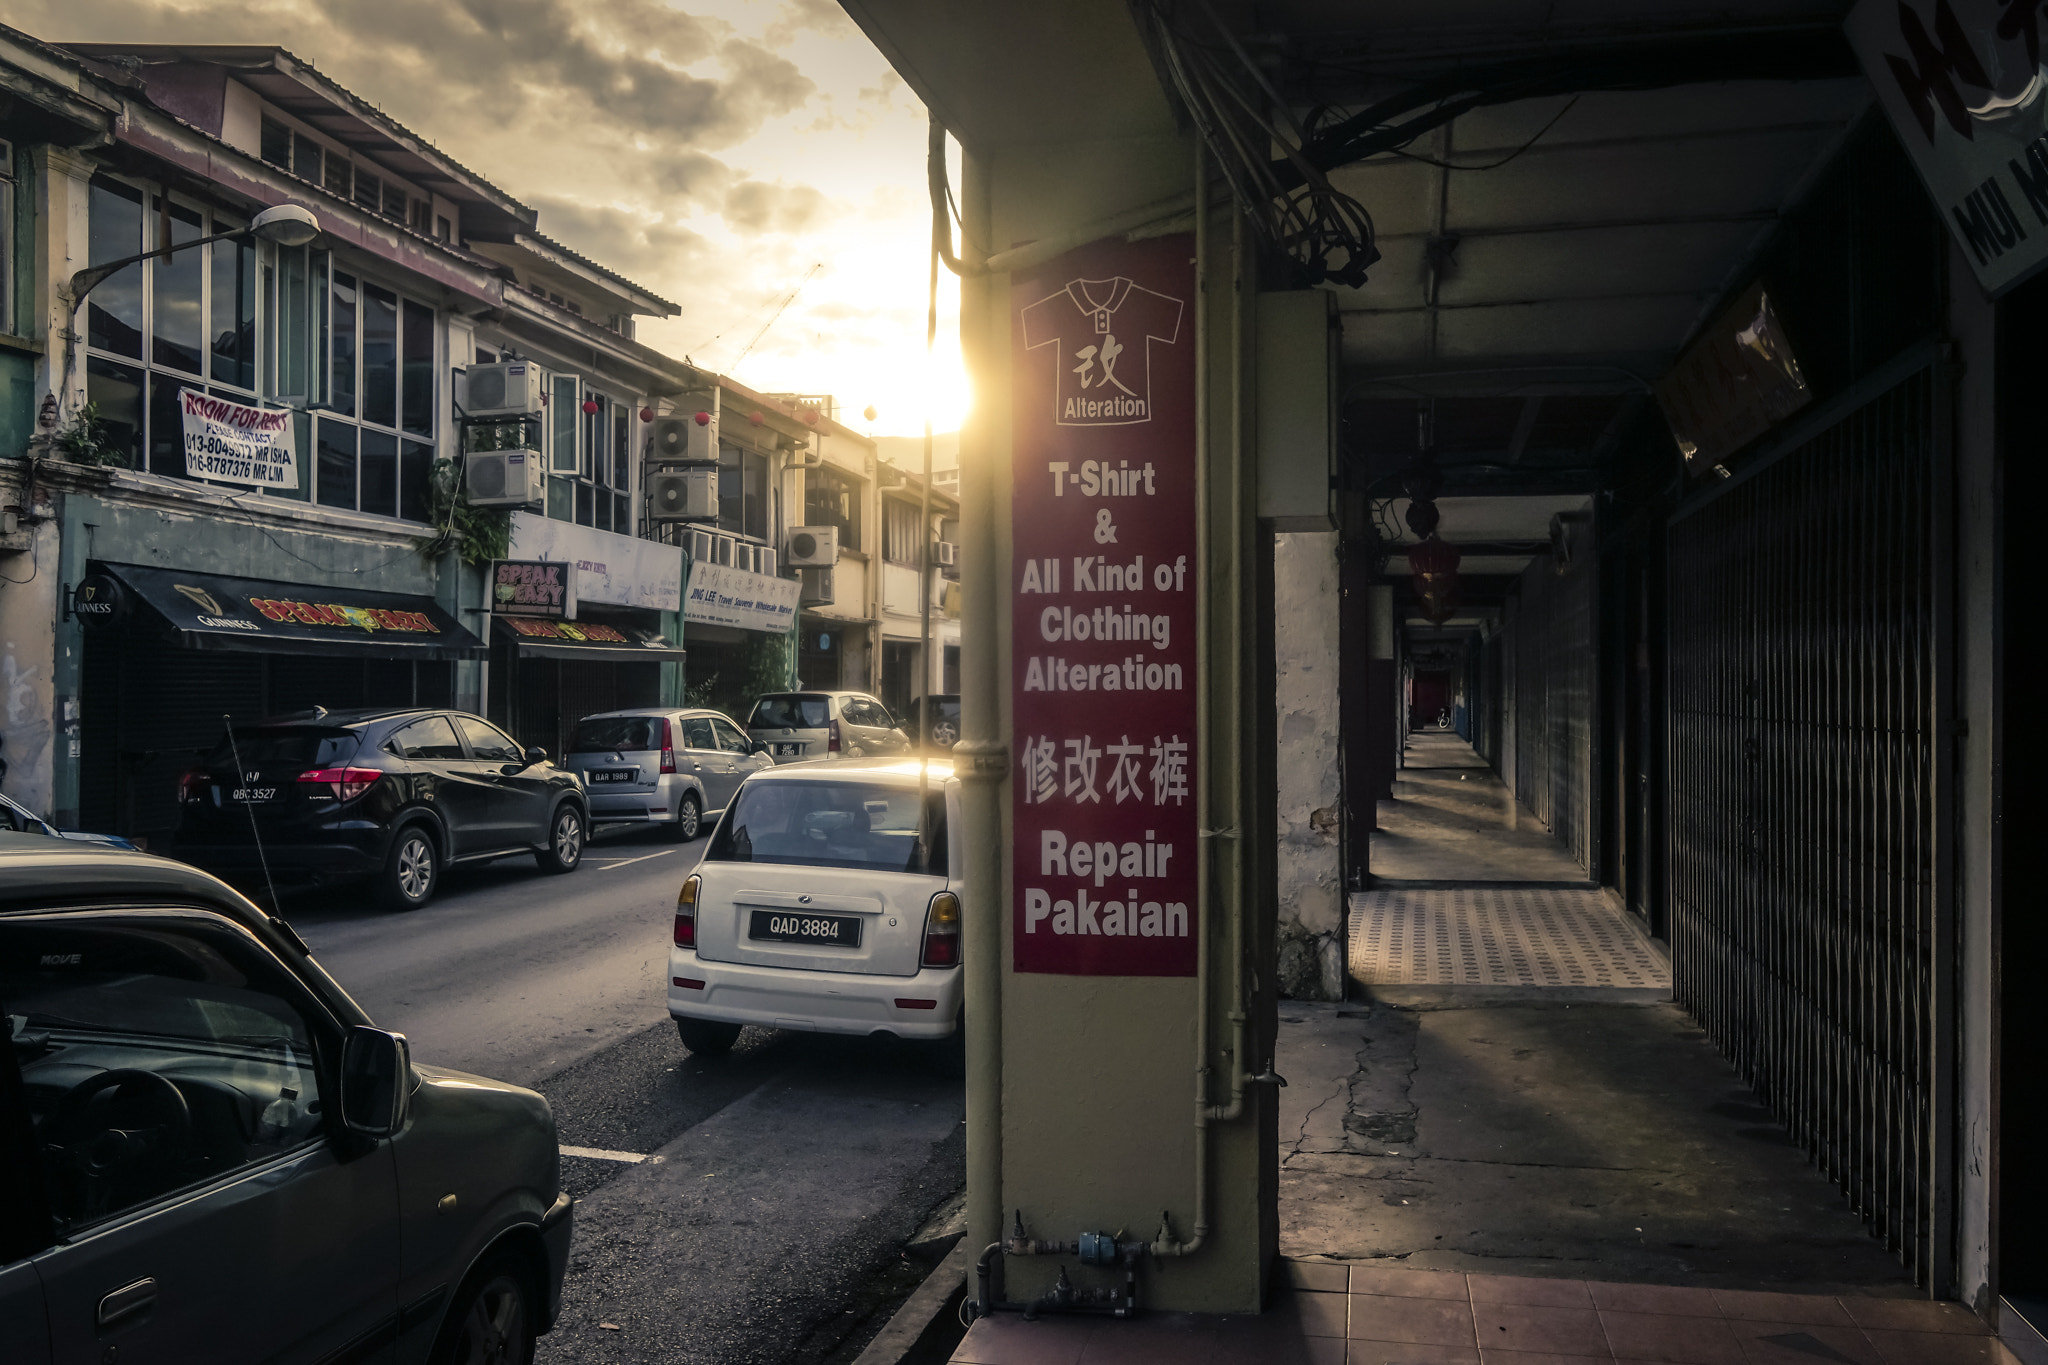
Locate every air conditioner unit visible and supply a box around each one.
[465,449,544,507]
[933,541,959,568]
[799,567,835,605]
[785,525,839,567]
[647,468,717,522]
[457,362,545,418]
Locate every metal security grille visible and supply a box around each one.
[1666,357,1951,1285]
[1508,552,1596,870]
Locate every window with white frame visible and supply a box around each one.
[259,117,424,232]
[83,173,438,520]
[539,372,631,533]
[882,496,924,566]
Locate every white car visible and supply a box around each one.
[668,757,962,1063]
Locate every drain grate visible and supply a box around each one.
[1348,888,1669,988]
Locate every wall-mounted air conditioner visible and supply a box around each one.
[799,567,835,605]
[465,449,544,507]
[933,541,959,569]
[785,525,838,568]
[458,362,545,418]
[647,468,717,522]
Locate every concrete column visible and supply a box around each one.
[1368,583,1395,801]
[31,145,96,419]
[1273,531,1342,999]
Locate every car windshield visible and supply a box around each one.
[750,695,831,729]
[707,779,947,874]
[204,727,359,770]
[571,716,663,752]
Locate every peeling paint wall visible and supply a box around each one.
[0,491,61,817]
[1274,531,1343,1000]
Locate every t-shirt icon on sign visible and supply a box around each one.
[1021,276,1184,427]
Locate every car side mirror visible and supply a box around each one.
[751,740,770,755]
[340,1026,412,1138]
[524,747,547,765]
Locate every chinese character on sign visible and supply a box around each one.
[1106,736,1145,803]
[1064,737,1102,804]
[1022,737,1059,806]
[1149,735,1188,806]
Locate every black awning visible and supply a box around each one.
[89,562,486,661]
[493,616,686,662]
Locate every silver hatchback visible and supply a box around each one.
[566,708,772,840]
[746,692,912,765]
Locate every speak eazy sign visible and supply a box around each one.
[1849,0,2048,294]
[1011,233,1197,977]
[179,390,297,488]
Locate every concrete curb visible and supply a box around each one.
[852,1237,973,1365]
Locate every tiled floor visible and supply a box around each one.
[1348,886,1668,989]
[1369,735,1588,885]
[950,1260,2017,1364]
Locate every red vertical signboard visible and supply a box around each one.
[1011,234,1198,976]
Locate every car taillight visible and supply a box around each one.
[828,719,841,754]
[297,767,381,801]
[177,769,211,803]
[922,890,961,968]
[660,717,676,775]
[674,874,699,949]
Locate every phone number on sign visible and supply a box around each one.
[185,433,288,482]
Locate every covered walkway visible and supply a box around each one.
[1368,734,1586,886]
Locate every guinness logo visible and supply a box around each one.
[72,574,126,626]
[173,584,225,616]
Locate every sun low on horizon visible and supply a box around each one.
[5,0,968,439]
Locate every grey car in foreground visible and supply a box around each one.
[0,836,572,1364]
[565,707,773,840]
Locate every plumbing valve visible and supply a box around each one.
[1077,1231,1117,1266]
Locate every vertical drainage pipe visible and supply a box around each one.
[944,121,1007,1259]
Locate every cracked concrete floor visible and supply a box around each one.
[1275,998,1923,1295]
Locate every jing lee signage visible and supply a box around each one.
[1848,0,2048,295]
[179,390,298,488]
[1011,234,1197,977]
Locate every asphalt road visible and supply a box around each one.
[282,824,967,1365]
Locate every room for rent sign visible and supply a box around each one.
[179,390,298,488]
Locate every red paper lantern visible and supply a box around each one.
[1407,536,1461,579]
[747,410,764,426]
[1408,535,1462,626]
[694,411,712,426]
[581,398,599,415]
[801,410,818,426]
[639,406,654,423]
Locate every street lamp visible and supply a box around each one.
[67,203,320,304]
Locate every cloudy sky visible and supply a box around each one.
[4,0,963,436]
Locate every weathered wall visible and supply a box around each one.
[1272,531,1342,1000]
[0,463,61,815]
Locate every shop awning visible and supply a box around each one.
[493,616,687,662]
[84,562,487,660]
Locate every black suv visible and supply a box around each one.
[174,708,588,910]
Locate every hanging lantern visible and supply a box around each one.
[748,410,764,426]
[801,410,819,426]
[639,406,654,423]
[1408,534,1462,626]
[581,398,599,415]
[862,405,877,423]
[693,411,712,427]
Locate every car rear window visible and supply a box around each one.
[205,727,359,770]
[572,716,663,752]
[750,695,831,729]
[707,779,947,875]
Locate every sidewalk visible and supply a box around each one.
[944,737,2015,1363]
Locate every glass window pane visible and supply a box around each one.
[261,119,291,168]
[594,486,612,531]
[547,474,572,521]
[87,180,143,358]
[85,356,144,467]
[275,410,311,502]
[317,416,356,509]
[329,269,357,417]
[359,428,397,517]
[362,282,397,428]
[149,373,192,479]
[324,157,352,200]
[744,451,768,541]
[211,229,255,391]
[401,298,433,435]
[718,440,742,533]
[612,407,629,490]
[382,183,407,221]
[292,138,322,183]
[615,492,629,533]
[550,376,577,473]
[575,480,593,527]
[151,198,204,374]
[353,169,381,211]
[400,439,433,522]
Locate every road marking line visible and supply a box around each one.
[592,850,679,870]
[560,1145,656,1164]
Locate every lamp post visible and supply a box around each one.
[66,203,320,305]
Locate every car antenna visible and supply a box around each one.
[222,714,283,910]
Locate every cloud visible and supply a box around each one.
[524,198,710,283]
[722,180,831,235]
